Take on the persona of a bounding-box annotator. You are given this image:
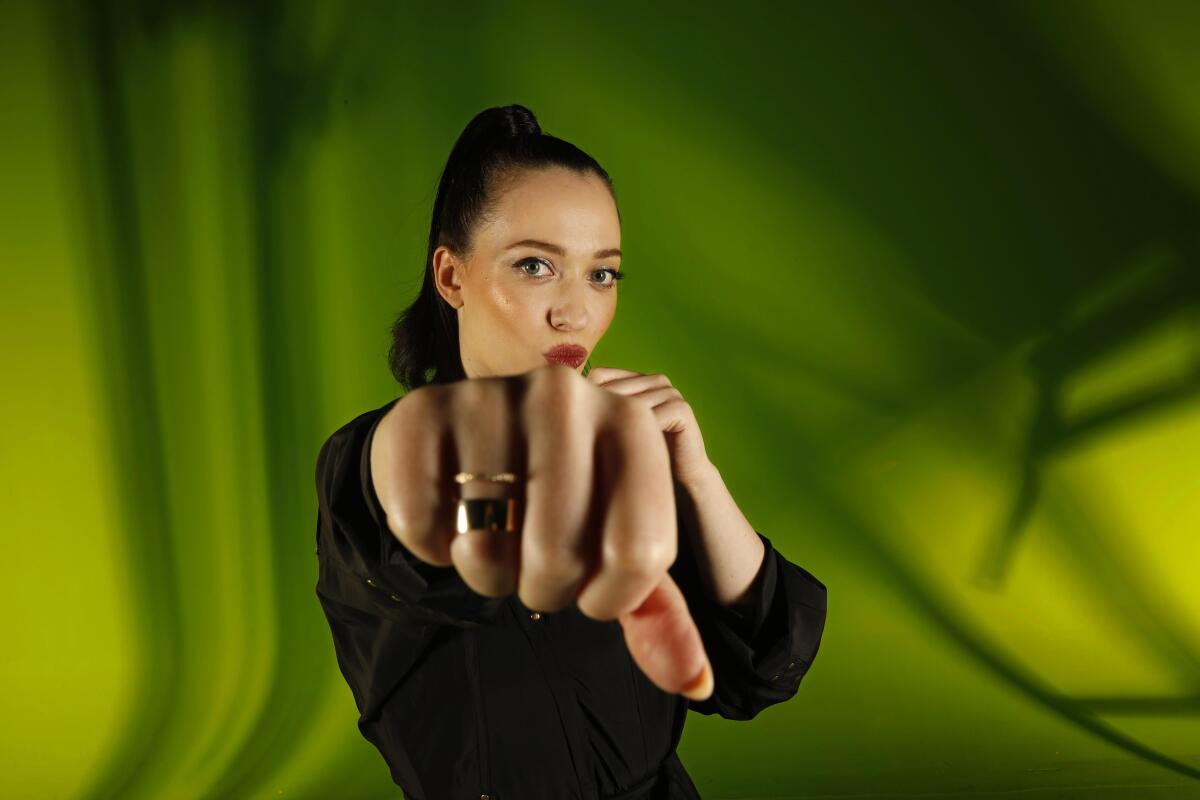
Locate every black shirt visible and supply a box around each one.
[314,398,828,799]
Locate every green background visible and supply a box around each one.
[3,1,1199,797]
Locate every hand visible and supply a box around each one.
[370,364,714,701]
[586,367,713,488]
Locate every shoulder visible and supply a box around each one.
[324,397,403,447]
[316,396,404,479]
[334,397,403,438]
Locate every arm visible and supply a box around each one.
[668,469,828,721]
[676,462,767,611]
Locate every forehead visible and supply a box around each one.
[481,167,619,248]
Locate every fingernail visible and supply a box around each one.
[680,660,713,701]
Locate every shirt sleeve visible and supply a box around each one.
[667,480,827,721]
[314,397,507,629]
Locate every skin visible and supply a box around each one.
[431,165,621,378]
[431,165,764,612]
[376,165,771,701]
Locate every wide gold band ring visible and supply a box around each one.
[455,497,521,535]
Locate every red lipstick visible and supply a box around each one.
[543,344,587,369]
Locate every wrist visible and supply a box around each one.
[679,459,721,494]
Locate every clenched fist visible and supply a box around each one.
[369,363,714,700]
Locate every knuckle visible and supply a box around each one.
[602,536,674,578]
[619,407,660,447]
[451,374,493,411]
[524,544,584,583]
[608,394,652,427]
[385,513,417,552]
[380,493,436,556]
[530,361,582,396]
[525,367,591,430]
[399,383,446,424]
[389,516,437,563]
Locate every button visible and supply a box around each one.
[530,612,541,621]
[771,674,780,680]
[390,593,403,602]
[481,795,490,799]
[787,661,796,669]
[366,578,378,588]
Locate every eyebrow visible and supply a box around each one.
[504,239,622,260]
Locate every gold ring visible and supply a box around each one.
[455,497,520,534]
[454,471,519,485]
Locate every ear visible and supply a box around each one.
[432,246,465,309]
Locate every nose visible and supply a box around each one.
[549,289,590,332]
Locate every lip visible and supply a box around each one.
[543,344,588,369]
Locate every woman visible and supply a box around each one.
[314,104,827,800]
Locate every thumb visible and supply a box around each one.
[618,571,714,701]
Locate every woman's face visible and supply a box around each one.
[433,166,622,379]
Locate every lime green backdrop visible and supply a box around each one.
[3,1,1199,797]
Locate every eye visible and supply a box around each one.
[592,268,624,288]
[513,257,625,289]
[514,257,551,277]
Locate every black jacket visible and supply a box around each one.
[314,398,827,799]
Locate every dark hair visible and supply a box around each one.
[387,104,619,391]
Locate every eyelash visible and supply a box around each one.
[514,257,624,288]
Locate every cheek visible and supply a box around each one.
[595,294,618,330]
[480,280,537,328]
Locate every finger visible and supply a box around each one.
[517,365,598,612]
[447,377,523,598]
[574,398,712,699]
[619,386,683,415]
[619,571,714,701]
[591,372,670,397]
[375,385,459,568]
[586,366,641,386]
[574,398,677,621]
[647,397,692,435]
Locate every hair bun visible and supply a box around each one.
[390,102,614,390]
[498,104,541,138]
[464,104,542,149]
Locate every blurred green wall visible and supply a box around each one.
[2,0,1198,797]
